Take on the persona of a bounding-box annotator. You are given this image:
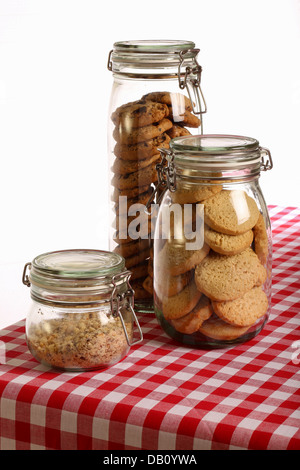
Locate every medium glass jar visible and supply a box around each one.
[107,40,207,313]
[152,135,273,348]
[22,249,143,371]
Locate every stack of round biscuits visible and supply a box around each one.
[155,187,270,342]
[110,91,201,300]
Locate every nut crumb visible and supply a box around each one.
[27,310,133,370]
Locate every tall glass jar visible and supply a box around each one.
[107,40,207,313]
[152,135,273,348]
[22,249,143,371]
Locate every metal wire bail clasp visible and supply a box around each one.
[22,262,31,287]
[144,148,176,215]
[110,271,143,347]
[178,48,207,130]
[260,147,273,171]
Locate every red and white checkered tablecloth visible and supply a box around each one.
[0,206,299,450]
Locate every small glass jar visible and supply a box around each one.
[22,249,143,371]
[107,40,207,313]
[152,135,273,348]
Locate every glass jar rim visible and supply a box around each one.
[109,39,199,72]
[168,134,262,171]
[23,249,131,305]
[31,249,125,280]
[112,39,195,53]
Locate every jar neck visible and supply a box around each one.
[26,270,131,307]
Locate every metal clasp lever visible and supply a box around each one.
[260,147,273,171]
[22,262,31,287]
[144,148,176,215]
[110,271,143,347]
[178,48,207,123]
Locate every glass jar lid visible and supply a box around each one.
[170,134,261,169]
[22,249,128,298]
[31,249,125,280]
[108,39,197,70]
[161,134,273,175]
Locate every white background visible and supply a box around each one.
[0,0,300,328]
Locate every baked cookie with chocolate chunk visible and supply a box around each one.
[168,107,201,128]
[167,124,191,139]
[111,184,150,202]
[113,118,173,145]
[114,189,153,216]
[112,100,169,128]
[113,238,151,258]
[142,91,193,111]
[111,163,158,189]
[142,275,153,295]
[114,133,170,161]
[130,278,153,300]
[111,153,161,175]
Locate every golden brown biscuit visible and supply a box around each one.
[198,316,250,341]
[170,295,213,334]
[162,278,202,320]
[171,181,222,204]
[204,190,260,235]
[212,286,268,327]
[155,270,193,298]
[194,248,267,302]
[159,240,210,276]
[253,213,269,265]
[204,225,254,256]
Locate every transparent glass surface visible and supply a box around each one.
[153,176,272,349]
[108,77,203,313]
[26,299,133,371]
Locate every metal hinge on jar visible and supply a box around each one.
[145,148,176,215]
[260,147,273,171]
[110,271,143,347]
[178,48,207,134]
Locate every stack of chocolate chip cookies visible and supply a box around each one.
[110,91,201,301]
[155,188,270,342]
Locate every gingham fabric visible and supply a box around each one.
[0,206,299,450]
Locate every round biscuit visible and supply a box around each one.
[194,248,267,302]
[170,295,213,334]
[204,225,254,255]
[204,190,260,235]
[212,286,268,327]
